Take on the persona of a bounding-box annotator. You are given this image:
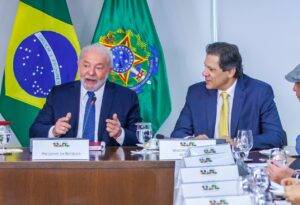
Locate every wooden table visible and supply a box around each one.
[0,147,174,205]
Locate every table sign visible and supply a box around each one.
[32,138,89,160]
[183,152,235,167]
[179,165,239,183]
[183,195,252,205]
[159,139,216,160]
[180,180,241,197]
[187,144,232,156]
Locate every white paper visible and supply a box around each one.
[159,139,216,160]
[179,165,239,183]
[187,144,232,156]
[183,152,234,167]
[184,195,252,205]
[32,138,89,160]
[180,180,241,197]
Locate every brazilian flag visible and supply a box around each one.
[92,0,171,133]
[0,0,80,146]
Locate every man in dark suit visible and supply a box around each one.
[171,42,286,150]
[30,44,141,146]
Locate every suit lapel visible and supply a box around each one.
[231,77,246,138]
[206,89,217,138]
[98,81,115,142]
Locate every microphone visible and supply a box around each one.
[155,134,165,139]
[82,96,97,141]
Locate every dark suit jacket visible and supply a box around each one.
[29,81,141,146]
[171,75,287,150]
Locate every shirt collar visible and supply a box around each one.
[217,79,237,97]
[80,81,106,100]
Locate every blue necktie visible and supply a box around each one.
[82,91,95,141]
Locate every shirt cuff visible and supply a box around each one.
[115,128,125,145]
[48,126,58,138]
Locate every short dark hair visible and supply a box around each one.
[206,42,243,78]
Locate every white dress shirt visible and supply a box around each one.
[214,80,237,139]
[48,82,125,145]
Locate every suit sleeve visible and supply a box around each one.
[122,92,142,146]
[29,89,56,138]
[253,85,287,149]
[171,88,194,138]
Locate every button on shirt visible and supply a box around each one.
[214,80,237,139]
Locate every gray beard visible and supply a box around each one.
[80,75,108,92]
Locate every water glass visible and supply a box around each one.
[232,130,253,160]
[254,192,273,205]
[240,174,254,194]
[252,167,270,194]
[270,148,287,165]
[0,122,12,154]
[136,122,152,146]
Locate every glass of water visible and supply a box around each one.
[0,121,12,154]
[232,130,253,161]
[136,122,152,147]
[252,167,270,193]
[270,148,287,165]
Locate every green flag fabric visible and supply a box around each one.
[0,0,80,146]
[92,0,171,133]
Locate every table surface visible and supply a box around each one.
[0,146,175,205]
[0,146,174,169]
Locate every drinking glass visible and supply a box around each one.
[0,133,11,154]
[240,174,254,194]
[252,167,270,194]
[0,122,12,154]
[254,191,273,205]
[232,130,253,161]
[270,148,287,165]
[136,122,153,147]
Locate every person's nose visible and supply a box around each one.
[88,67,96,76]
[202,68,209,77]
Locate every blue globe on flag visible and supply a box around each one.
[13,31,78,98]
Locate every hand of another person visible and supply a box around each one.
[285,184,300,204]
[282,177,300,186]
[194,134,209,140]
[267,160,294,184]
[106,113,122,139]
[52,112,72,137]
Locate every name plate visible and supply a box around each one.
[159,139,216,160]
[184,195,252,205]
[32,138,89,160]
[187,144,232,156]
[183,152,234,167]
[179,165,239,183]
[180,180,241,197]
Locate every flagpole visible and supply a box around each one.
[211,0,218,42]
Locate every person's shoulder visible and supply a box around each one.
[50,80,79,92]
[188,81,207,92]
[108,81,136,95]
[242,75,272,90]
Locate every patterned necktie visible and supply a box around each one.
[219,91,230,141]
[82,91,95,141]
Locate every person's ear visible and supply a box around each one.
[228,68,236,78]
